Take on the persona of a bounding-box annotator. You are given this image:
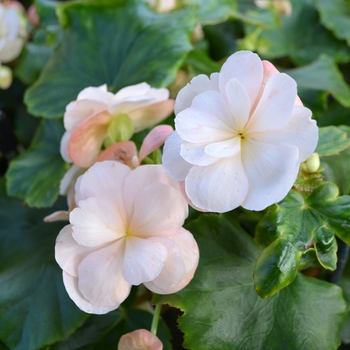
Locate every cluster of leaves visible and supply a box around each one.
[2,0,350,349]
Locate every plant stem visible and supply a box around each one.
[151,304,162,335]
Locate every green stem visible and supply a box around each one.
[151,304,162,335]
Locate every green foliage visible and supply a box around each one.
[25,1,196,119]
[339,257,350,344]
[255,183,350,297]
[6,120,68,208]
[154,214,346,350]
[0,180,88,350]
[316,125,350,156]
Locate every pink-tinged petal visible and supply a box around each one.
[219,51,263,106]
[241,139,299,210]
[64,99,109,133]
[247,73,297,133]
[185,156,249,213]
[77,84,114,105]
[60,131,72,163]
[175,91,235,144]
[175,73,219,114]
[75,160,131,205]
[204,137,241,158]
[124,164,181,213]
[96,141,137,165]
[70,197,126,247]
[44,210,69,222]
[129,183,188,237]
[122,236,168,285]
[162,131,193,181]
[224,78,252,131]
[144,236,185,291]
[250,105,317,162]
[139,125,173,162]
[60,164,85,196]
[145,228,199,294]
[128,99,175,132]
[178,181,206,212]
[78,240,131,308]
[69,110,112,168]
[118,329,163,350]
[63,272,118,314]
[180,141,219,166]
[55,224,96,277]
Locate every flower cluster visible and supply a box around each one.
[162,50,318,213]
[55,161,199,314]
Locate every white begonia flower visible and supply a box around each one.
[0,2,27,63]
[162,51,318,213]
[55,161,199,314]
[60,83,174,169]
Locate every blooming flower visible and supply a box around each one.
[60,83,174,168]
[0,2,27,63]
[146,0,176,13]
[162,50,318,213]
[55,161,199,314]
[118,329,163,350]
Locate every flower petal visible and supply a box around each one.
[69,110,112,168]
[219,51,263,106]
[129,183,188,237]
[241,139,299,210]
[204,137,241,158]
[96,141,137,164]
[175,91,235,144]
[118,329,163,350]
[122,236,168,285]
[144,228,199,294]
[63,272,118,314]
[77,84,114,105]
[112,82,152,102]
[185,156,249,213]
[60,131,72,163]
[78,240,131,308]
[175,73,219,114]
[250,105,317,162]
[60,164,85,196]
[70,197,126,247]
[180,141,219,166]
[247,73,297,133]
[139,125,173,162]
[162,131,193,181]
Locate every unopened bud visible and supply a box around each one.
[305,153,320,173]
[0,65,12,89]
[118,329,163,350]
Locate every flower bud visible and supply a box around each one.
[0,65,13,89]
[118,329,163,350]
[305,153,320,173]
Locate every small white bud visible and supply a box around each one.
[305,153,320,173]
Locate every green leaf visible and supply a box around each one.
[25,1,195,119]
[286,55,350,108]
[6,119,68,208]
[314,225,338,270]
[250,0,350,65]
[154,214,346,350]
[315,0,350,47]
[107,114,134,143]
[316,125,350,156]
[0,180,88,350]
[339,257,350,344]
[185,50,221,76]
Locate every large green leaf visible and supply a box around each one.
[154,214,346,350]
[255,183,350,297]
[315,0,350,47]
[250,0,350,65]
[6,119,68,208]
[0,180,87,350]
[25,1,196,119]
[316,125,350,156]
[339,256,350,344]
[287,55,350,108]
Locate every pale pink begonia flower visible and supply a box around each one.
[60,83,174,168]
[162,50,318,213]
[146,0,176,13]
[55,161,199,314]
[118,329,163,350]
[0,2,27,63]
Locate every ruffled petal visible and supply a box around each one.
[77,84,114,105]
[122,236,168,285]
[68,110,112,168]
[60,131,72,163]
[247,73,297,133]
[219,51,263,106]
[185,156,249,213]
[175,73,219,114]
[180,141,219,166]
[139,125,173,162]
[162,131,193,181]
[60,164,85,196]
[250,105,317,162]
[70,197,126,246]
[204,137,241,158]
[112,82,151,102]
[77,240,131,308]
[96,141,137,164]
[241,139,299,210]
[129,183,188,237]
[175,91,235,144]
